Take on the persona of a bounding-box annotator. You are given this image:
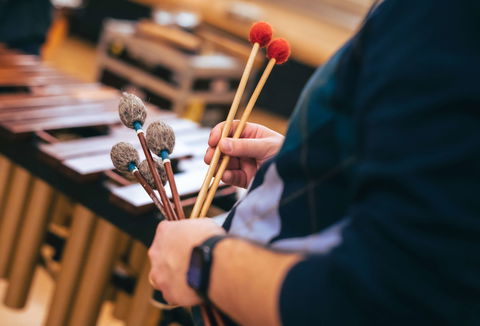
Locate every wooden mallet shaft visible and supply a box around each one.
[191,42,260,218]
[200,58,277,217]
[162,158,185,219]
[137,131,177,220]
[200,38,290,216]
[132,167,168,219]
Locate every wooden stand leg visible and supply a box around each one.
[113,239,149,321]
[0,165,32,279]
[113,290,131,321]
[67,218,121,326]
[49,193,73,227]
[0,155,13,223]
[126,257,161,326]
[44,205,96,326]
[129,240,148,273]
[4,178,55,308]
[111,232,131,321]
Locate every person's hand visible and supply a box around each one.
[148,219,226,306]
[204,121,284,188]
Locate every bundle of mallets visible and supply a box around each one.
[110,92,184,221]
[190,22,291,218]
[109,21,290,326]
[110,22,290,221]
[110,94,222,323]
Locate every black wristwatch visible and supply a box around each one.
[187,235,228,301]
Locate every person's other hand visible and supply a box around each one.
[204,121,284,188]
[148,219,226,306]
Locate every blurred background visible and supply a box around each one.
[2,0,372,131]
[0,0,371,325]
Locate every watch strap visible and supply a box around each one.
[202,234,228,251]
[188,234,229,301]
[199,234,229,301]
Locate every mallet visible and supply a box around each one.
[138,159,176,220]
[110,142,166,217]
[146,121,185,220]
[199,39,291,217]
[191,22,273,218]
[138,159,167,192]
[118,93,177,221]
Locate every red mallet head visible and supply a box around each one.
[267,38,291,65]
[249,22,273,48]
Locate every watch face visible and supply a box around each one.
[187,247,204,290]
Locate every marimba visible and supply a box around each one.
[0,49,235,326]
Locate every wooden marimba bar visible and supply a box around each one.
[0,49,235,326]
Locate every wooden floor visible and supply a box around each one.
[0,271,51,326]
[0,22,288,326]
[44,37,99,83]
[0,268,123,326]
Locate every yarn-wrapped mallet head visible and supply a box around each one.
[249,22,273,48]
[267,38,291,65]
[146,121,175,160]
[118,92,147,130]
[111,142,167,215]
[110,142,140,173]
[139,159,167,189]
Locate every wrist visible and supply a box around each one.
[186,234,230,302]
[208,237,236,302]
[207,238,303,325]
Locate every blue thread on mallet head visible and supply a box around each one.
[160,150,169,160]
[133,121,143,132]
[128,161,137,172]
[110,142,140,174]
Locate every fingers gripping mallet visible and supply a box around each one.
[199,38,291,217]
[191,22,273,218]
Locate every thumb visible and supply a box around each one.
[219,138,274,160]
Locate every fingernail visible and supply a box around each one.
[221,139,232,153]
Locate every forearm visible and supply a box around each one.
[208,238,301,326]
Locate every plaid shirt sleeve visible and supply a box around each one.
[279,0,480,325]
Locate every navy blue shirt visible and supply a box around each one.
[0,0,52,55]
[223,0,480,324]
